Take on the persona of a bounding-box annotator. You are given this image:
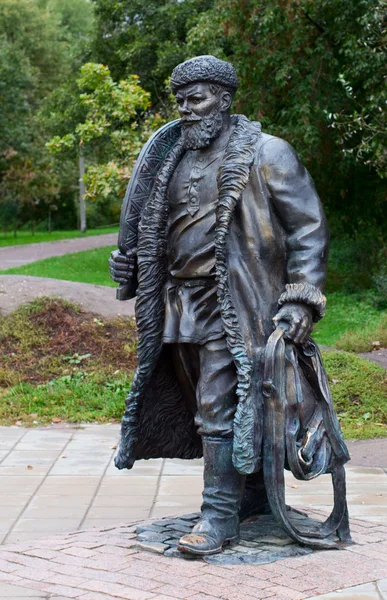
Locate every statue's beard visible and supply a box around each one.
[181,110,224,150]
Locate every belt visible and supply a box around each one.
[168,277,216,289]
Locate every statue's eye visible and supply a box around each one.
[191,97,203,104]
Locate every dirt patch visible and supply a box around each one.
[0,297,137,385]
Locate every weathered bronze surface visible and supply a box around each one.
[109,55,351,556]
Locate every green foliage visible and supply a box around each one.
[91,0,386,235]
[372,261,387,310]
[0,0,94,234]
[90,0,213,96]
[46,62,164,207]
[329,3,386,178]
[48,64,151,151]
[44,0,94,45]
[323,350,387,439]
[0,38,32,154]
[185,0,387,230]
[0,0,71,99]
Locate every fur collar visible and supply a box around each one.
[214,115,262,473]
[116,115,262,473]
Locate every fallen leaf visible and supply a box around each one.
[110,445,117,450]
[27,465,33,470]
[52,418,62,423]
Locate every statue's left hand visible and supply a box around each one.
[108,249,137,284]
[273,302,313,345]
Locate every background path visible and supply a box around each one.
[0,275,135,318]
[0,233,118,269]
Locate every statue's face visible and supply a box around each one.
[175,82,227,150]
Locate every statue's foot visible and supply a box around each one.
[177,531,239,556]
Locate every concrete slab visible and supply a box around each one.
[0,582,47,597]
[305,582,381,599]
[0,423,386,551]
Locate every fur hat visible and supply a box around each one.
[170,55,238,93]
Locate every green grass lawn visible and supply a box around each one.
[322,351,387,439]
[313,291,386,348]
[0,297,386,438]
[0,226,118,247]
[0,245,116,287]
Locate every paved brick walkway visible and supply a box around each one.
[0,515,386,599]
[1,424,387,598]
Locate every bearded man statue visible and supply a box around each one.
[109,55,351,556]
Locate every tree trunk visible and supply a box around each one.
[79,151,87,233]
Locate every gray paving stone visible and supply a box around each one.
[204,545,313,565]
[136,540,169,553]
[137,531,169,543]
[0,582,46,597]
[305,582,380,599]
[377,579,387,599]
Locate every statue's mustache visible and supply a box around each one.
[181,117,202,125]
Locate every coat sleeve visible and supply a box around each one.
[258,137,329,321]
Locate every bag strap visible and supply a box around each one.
[263,326,351,548]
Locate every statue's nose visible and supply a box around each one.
[178,103,191,116]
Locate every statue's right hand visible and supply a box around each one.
[108,249,137,284]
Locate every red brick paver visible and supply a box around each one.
[0,514,387,599]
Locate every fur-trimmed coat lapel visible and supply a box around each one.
[115,115,263,473]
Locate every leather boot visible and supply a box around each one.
[178,437,244,556]
[239,470,270,521]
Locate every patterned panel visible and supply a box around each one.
[118,120,181,254]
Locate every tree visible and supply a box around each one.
[184,0,387,232]
[46,63,162,226]
[329,1,387,178]
[0,0,94,233]
[44,0,94,45]
[90,0,213,102]
[88,0,386,234]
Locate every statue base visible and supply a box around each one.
[135,508,335,564]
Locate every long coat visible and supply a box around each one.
[115,115,348,477]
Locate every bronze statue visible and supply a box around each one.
[109,55,350,556]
